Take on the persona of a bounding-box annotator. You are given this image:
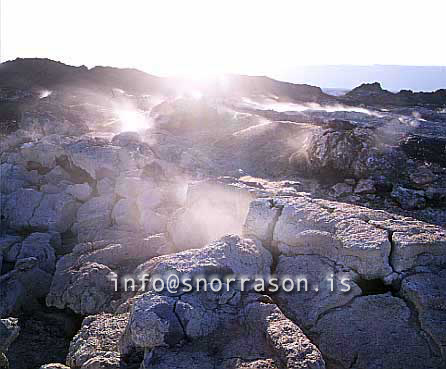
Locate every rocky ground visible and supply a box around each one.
[1,59,446,369]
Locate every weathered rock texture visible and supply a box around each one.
[243,195,446,368]
[1,59,446,369]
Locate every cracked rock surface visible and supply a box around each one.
[244,195,446,368]
[1,65,446,368]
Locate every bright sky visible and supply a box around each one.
[1,0,445,78]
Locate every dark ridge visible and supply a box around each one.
[0,58,335,104]
[2,59,445,107]
[341,82,446,107]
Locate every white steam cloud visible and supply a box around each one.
[240,97,382,117]
[39,90,52,99]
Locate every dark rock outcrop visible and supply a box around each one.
[343,82,446,107]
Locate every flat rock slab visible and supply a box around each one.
[312,294,443,369]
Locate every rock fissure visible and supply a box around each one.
[394,291,444,361]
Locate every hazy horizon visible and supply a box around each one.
[3,57,446,92]
[1,0,446,91]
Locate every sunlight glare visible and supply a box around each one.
[115,109,148,132]
[39,89,52,99]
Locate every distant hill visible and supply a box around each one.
[0,58,164,94]
[0,58,333,104]
[340,82,446,107]
[0,59,444,107]
[279,65,446,92]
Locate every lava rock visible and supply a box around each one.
[354,179,376,194]
[391,186,426,209]
[331,183,353,197]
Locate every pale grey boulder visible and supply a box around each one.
[143,130,185,163]
[275,254,361,330]
[40,182,70,194]
[312,197,390,222]
[0,163,37,194]
[65,141,120,180]
[370,218,446,272]
[47,234,172,315]
[17,232,59,273]
[277,229,339,256]
[46,261,116,315]
[243,198,281,242]
[4,188,43,230]
[111,198,141,230]
[119,235,324,368]
[244,301,325,369]
[29,192,80,233]
[67,313,128,369]
[75,234,172,269]
[175,287,242,340]
[43,165,72,185]
[121,292,184,352]
[269,196,392,279]
[97,178,115,196]
[334,218,392,278]
[65,139,154,180]
[75,195,115,227]
[311,294,443,369]
[132,291,325,369]
[20,140,64,169]
[272,196,337,238]
[121,287,240,355]
[391,229,446,272]
[66,183,93,202]
[72,195,115,242]
[39,364,71,369]
[136,234,272,281]
[247,196,446,279]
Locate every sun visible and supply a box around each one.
[115,109,149,132]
